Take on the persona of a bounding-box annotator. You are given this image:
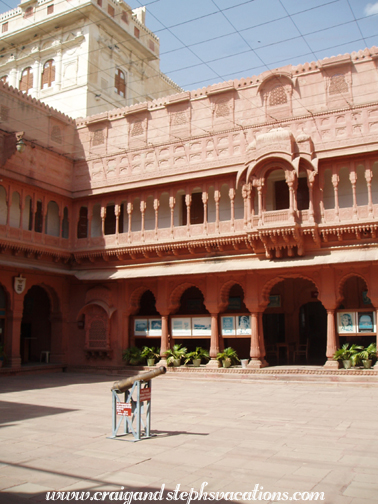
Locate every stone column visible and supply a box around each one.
[115,204,120,236]
[127,202,133,243]
[214,190,220,233]
[185,193,191,237]
[7,295,24,368]
[332,173,340,222]
[308,171,316,224]
[324,309,339,369]
[365,168,374,218]
[207,313,220,368]
[248,312,263,368]
[169,196,175,238]
[157,314,169,367]
[55,49,62,90]
[229,187,235,232]
[140,200,146,241]
[153,198,159,239]
[202,191,208,235]
[349,169,358,220]
[100,206,106,236]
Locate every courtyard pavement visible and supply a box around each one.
[0,371,378,504]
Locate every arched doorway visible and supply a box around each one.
[172,286,210,353]
[263,277,326,365]
[132,290,161,350]
[20,286,51,364]
[220,283,250,360]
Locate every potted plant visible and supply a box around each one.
[184,347,210,367]
[0,344,5,368]
[333,343,363,369]
[122,346,142,366]
[216,347,240,368]
[141,346,160,366]
[164,344,188,367]
[357,343,377,369]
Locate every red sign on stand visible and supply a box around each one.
[139,388,151,402]
[116,402,132,417]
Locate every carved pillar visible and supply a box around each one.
[140,200,146,241]
[87,206,93,241]
[258,311,268,367]
[285,170,296,222]
[308,172,315,224]
[100,206,106,236]
[7,295,24,368]
[153,198,160,238]
[202,191,208,235]
[207,313,220,368]
[319,178,325,223]
[242,183,249,229]
[157,314,169,366]
[169,196,175,238]
[324,309,339,369]
[349,169,358,220]
[365,167,374,218]
[332,173,340,222]
[185,193,191,237]
[229,187,235,232]
[256,181,264,226]
[248,312,263,368]
[127,202,133,243]
[114,204,120,236]
[214,190,220,233]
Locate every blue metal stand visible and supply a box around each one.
[109,379,152,442]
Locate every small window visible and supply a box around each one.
[97,0,102,5]
[20,67,33,93]
[269,86,287,106]
[41,59,55,89]
[2,22,8,33]
[47,4,54,15]
[148,40,154,52]
[134,26,140,38]
[329,74,348,95]
[121,11,128,23]
[114,68,126,98]
[108,5,115,17]
[24,6,33,18]
[1,75,8,84]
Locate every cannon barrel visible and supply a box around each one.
[111,366,166,392]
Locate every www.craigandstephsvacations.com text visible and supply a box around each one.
[45,482,325,502]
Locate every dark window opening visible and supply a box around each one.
[77,206,88,239]
[182,192,204,226]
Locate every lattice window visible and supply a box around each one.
[108,5,115,17]
[148,40,155,52]
[97,0,102,6]
[93,129,104,146]
[2,22,8,33]
[88,319,107,348]
[121,11,128,23]
[134,27,140,38]
[47,4,54,15]
[131,120,144,137]
[41,60,55,89]
[215,99,231,118]
[329,74,348,95]
[269,86,287,106]
[51,125,62,144]
[20,67,33,93]
[114,68,126,97]
[172,111,188,126]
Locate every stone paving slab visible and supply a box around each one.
[0,372,377,504]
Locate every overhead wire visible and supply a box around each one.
[0,0,376,160]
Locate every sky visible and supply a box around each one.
[0,0,377,91]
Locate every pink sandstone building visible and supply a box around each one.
[1,46,378,371]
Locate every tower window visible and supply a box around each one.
[41,60,55,89]
[20,67,33,93]
[114,69,126,98]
